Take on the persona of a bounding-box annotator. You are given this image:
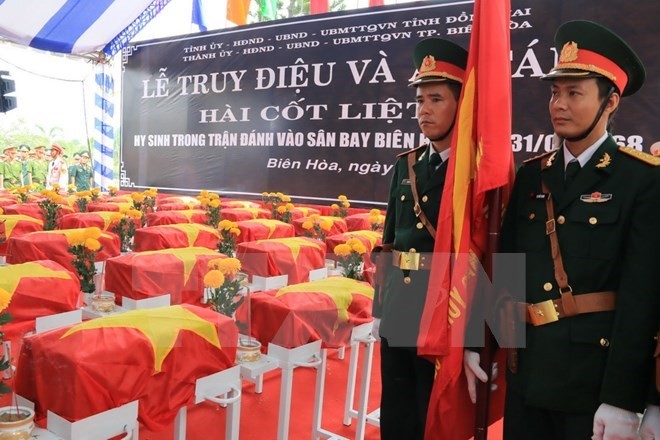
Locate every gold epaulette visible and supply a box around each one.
[618,146,660,166]
[396,144,427,158]
[523,149,557,164]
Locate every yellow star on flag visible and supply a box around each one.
[256,237,321,261]
[276,277,373,322]
[158,224,220,246]
[0,215,43,237]
[133,247,219,285]
[61,305,221,372]
[174,210,200,222]
[0,262,72,295]
[247,219,279,239]
[345,231,382,248]
[32,228,113,240]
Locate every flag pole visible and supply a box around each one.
[474,187,502,440]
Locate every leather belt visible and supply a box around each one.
[391,250,431,271]
[525,291,616,326]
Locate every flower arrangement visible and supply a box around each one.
[108,186,118,197]
[302,214,333,241]
[203,257,245,317]
[38,189,64,230]
[217,219,241,256]
[67,184,77,196]
[262,192,295,223]
[0,288,13,395]
[333,238,367,281]
[75,190,91,213]
[110,208,142,252]
[368,209,384,232]
[90,187,102,202]
[197,190,222,227]
[331,195,350,218]
[10,186,30,203]
[66,227,103,293]
[142,188,158,213]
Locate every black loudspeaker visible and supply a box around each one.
[0,71,17,113]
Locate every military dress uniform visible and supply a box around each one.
[499,21,660,439]
[373,37,467,440]
[70,163,93,191]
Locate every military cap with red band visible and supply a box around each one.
[409,38,468,87]
[541,20,645,96]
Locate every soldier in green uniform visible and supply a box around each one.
[464,21,660,439]
[69,150,93,191]
[28,145,49,190]
[0,147,24,190]
[371,38,467,439]
[18,144,31,187]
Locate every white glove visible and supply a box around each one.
[592,403,640,440]
[463,349,498,404]
[639,405,660,440]
[371,318,381,342]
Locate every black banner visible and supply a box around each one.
[120,0,658,206]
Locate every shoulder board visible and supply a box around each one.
[618,146,660,166]
[396,144,427,158]
[523,149,557,164]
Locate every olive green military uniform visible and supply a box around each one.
[0,160,23,189]
[375,144,446,346]
[500,137,660,417]
[69,163,93,191]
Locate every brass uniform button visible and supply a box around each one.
[404,276,411,284]
[400,195,406,201]
[557,215,565,225]
[416,222,424,229]
[599,338,609,347]
[422,195,428,203]
[409,248,416,253]
[543,282,553,292]
[589,217,598,225]
[529,213,535,220]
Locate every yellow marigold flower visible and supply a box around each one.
[208,258,225,269]
[217,258,242,275]
[92,188,101,194]
[331,203,339,210]
[302,220,313,230]
[0,287,12,312]
[210,200,220,208]
[369,215,380,224]
[370,209,381,216]
[131,193,145,203]
[230,227,241,236]
[342,201,350,208]
[346,238,361,248]
[110,212,123,223]
[83,227,102,240]
[129,209,142,219]
[199,190,209,197]
[209,193,220,200]
[262,192,268,197]
[320,220,333,231]
[84,237,102,251]
[268,192,276,197]
[277,205,287,214]
[351,242,367,255]
[0,208,3,215]
[333,243,351,257]
[285,203,294,211]
[276,192,284,199]
[281,195,291,203]
[204,269,225,288]
[310,214,320,221]
[338,195,347,201]
[67,230,86,246]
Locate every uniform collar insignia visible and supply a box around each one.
[545,151,557,168]
[580,192,612,203]
[595,152,611,168]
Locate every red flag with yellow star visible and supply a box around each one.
[235,219,295,243]
[0,214,43,255]
[237,237,326,284]
[145,210,208,227]
[133,223,220,251]
[104,247,224,304]
[0,260,81,339]
[417,0,515,437]
[236,277,373,348]
[15,305,238,431]
[59,211,142,231]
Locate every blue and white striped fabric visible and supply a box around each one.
[0,0,171,57]
[93,66,114,190]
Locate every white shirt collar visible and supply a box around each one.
[563,132,608,170]
[428,147,450,163]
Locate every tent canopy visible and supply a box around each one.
[0,0,171,61]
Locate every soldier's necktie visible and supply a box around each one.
[564,159,581,188]
[428,153,442,173]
